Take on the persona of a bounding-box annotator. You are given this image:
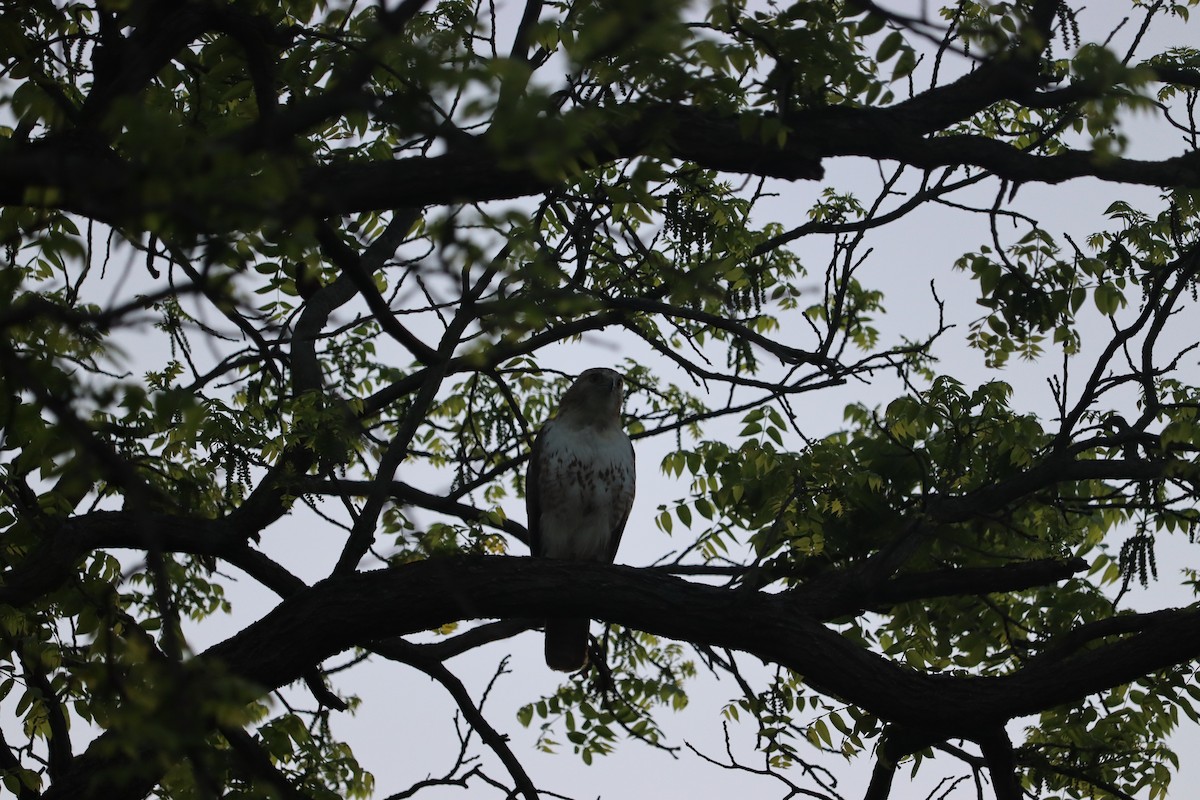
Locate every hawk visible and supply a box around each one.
[527,368,636,671]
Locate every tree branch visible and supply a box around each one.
[202,557,1200,734]
[977,727,1021,800]
[373,644,539,800]
[35,550,1195,800]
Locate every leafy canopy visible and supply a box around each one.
[3,1,1200,799]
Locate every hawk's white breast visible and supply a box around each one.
[535,419,634,561]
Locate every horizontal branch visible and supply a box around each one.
[32,552,1136,800]
[202,556,1196,735]
[0,511,297,606]
[0,504,1085,617]
[8,99,1200,230]
[926,457,1177,523]
[865,557,1088,608]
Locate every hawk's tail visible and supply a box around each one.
[544,617,590,672]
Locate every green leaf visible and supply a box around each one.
[856,12,887,36]
[877,31,903,62]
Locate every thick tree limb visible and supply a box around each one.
[925,457,1181,523]
[31,553,1179,800]
[0,504,1083,613]
[862,756,896,800]
[860,557,1088,609]
[11,99,1200,230]
[1026,607,1193,666]
[201,557,1200,733]
[0,511,293,607]
[978,727,1022,800]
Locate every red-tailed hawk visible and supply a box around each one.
[527,368,636,671]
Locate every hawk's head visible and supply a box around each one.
[559,367,625,425]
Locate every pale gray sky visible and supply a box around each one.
[4,2,1199,799]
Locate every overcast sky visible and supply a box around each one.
[5,2,1200,799]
